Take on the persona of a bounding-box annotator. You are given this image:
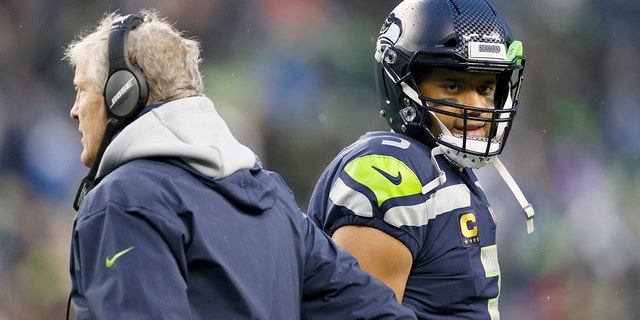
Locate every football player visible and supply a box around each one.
[307,0,535,318]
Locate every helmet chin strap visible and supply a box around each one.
[491,157,535,234]
[430,112,535,234]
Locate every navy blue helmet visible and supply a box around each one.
[374,0,526,168]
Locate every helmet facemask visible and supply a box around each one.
[416,64,524,168]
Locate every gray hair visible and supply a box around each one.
[63,9,204,104]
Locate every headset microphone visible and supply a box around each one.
[73,119,119,210]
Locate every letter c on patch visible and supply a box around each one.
[460,213,478,238]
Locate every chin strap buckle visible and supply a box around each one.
[523,203,535,234]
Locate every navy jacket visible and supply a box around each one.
[69,97,415,319]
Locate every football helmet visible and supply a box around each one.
[374,0,526,168]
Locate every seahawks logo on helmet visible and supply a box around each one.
[379,13,403,46]
[375,13,403,63]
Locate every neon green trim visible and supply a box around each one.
[480,244,500,277]
[344,155,421,207]
[106,246,135,268]
[487,297,500,320]
[481,244,501,319]
[506,40,524,65]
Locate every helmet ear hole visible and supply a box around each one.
[383,47,398,65]
[399,105,417,123]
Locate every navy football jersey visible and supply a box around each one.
[308,131,501,319]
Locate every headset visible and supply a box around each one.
[72,13,148,211]
[104,13,148,121]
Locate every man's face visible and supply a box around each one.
[69,65,108,167]
[418,67,497,138]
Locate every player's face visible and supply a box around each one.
[69,64,108,168]
[418,68,497,138]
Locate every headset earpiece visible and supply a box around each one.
[103,14,148,124]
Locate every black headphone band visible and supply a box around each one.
[107,14,143,75]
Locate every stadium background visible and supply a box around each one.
[0,0,638,318]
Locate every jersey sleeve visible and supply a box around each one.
[70,201,191,319]
[308,133,439,260]
[300,215,417,320]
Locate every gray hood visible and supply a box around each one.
[97,96,256,179]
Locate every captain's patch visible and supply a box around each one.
[459,212,480,247]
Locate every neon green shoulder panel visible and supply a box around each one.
[344,155,421,207]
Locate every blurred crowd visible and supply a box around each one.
[0,0,639,319]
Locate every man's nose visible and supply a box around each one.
[459,92,487,117]
[459,91,487,109]
[70,103,79,120]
